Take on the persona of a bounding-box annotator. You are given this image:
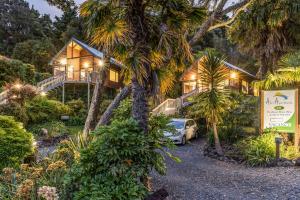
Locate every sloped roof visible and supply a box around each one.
[50,38,123,67]
[180,56,256,81]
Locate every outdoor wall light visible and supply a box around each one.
[40,92,47,96]
[98,59,105,67]
[191,74,196,80]
[60,58,67,65]
[84,62,90,69]
[230,71,238,79]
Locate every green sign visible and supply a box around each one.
[262,90,298,133]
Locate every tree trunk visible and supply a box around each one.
[212,122,223,155]
[96,85,132,128]
[83,71,105,136]
[132,77,149,134]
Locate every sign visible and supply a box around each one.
[261,89,298,133]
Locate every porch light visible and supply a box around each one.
[60,58,67,65]
[83,62,90,69]
[98,59,104,67]
[191,74,196,80]
[230,71,238,79]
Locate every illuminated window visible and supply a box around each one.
[242,80,249,94]
[183,81,196,94]
[109,69,119,82]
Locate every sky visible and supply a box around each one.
[27,0,237,19]
[27,0,85,19]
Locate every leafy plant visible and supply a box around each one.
[28,121,68,138]
[0,115,34,169]
[236,132,300,167]
[25,96,71,124]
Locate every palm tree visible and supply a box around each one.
[229,0,300,78]
[189,51,230,155]
[253,52,300,90]
[80,0,205,133]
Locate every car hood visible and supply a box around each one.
[163,129,183,137]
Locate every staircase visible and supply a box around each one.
[152,88,200,116]
[0,72,66,105]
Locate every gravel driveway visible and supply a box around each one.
[152,138,300,200]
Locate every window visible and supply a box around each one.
[183,81,196,94]
[242,80,249,94]
[109,69,119,82]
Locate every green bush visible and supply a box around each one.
[65,99,87,126]
[0,102,29,125]
[28,121,68,138]
[0,115,34,169]
[236,132,300,166]
[0,57,36,87]
[65,117,177,200]
[25,96,71,124]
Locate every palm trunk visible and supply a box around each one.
[96,85,132,128]
[212,122,223,155]
[132,77,149,134]
[83,70,105,136]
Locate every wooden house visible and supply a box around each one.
[50,38,123,89]
[180,56,258,96]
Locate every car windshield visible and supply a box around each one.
[169,120,185,129]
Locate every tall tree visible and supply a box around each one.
[229,0,300,77]
[188,51,230,155]
[0,0,54,55]
[80,0,205,133]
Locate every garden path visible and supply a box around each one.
[152,138,300,200]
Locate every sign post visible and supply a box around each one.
[261,89,299,146]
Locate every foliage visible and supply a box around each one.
[0,0,54,56]
[80,0,206,132]
[0,57,36,87]
[236,132,300,167]
[253,52,300,90]
[12,39,57,72]
[0,102,29,125]
[0,115,34,170]
[229,0,300,76]
[28,121,68,138]
[188,51,230,154]
[5,83,38,106]
[25,96,71,124]
[65,117,176,200]
[65,99,87,126]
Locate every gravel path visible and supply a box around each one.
[152,138,300,200]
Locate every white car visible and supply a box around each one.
[164,118,198,145]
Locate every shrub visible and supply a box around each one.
[0,116,34,169]
[236,132,300,167]
[0,57,36,87]
[25,96,71,124]
[28,121,68,138]
[65,99,86,126]
[0,102,29,125]
[65,118,177,200]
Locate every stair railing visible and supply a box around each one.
[152,99,177,116]
[0,90,8,104]
[37,72,65,92]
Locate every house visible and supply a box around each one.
[180,56,258,96]
[49,38,123,89]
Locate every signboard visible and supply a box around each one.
[261,89,298,133]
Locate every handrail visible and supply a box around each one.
[152,98,177,115]
[0,90,8,104]
[180,88,199,102]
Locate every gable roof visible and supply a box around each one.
[49,38,123,67]
[180,56,256,81]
